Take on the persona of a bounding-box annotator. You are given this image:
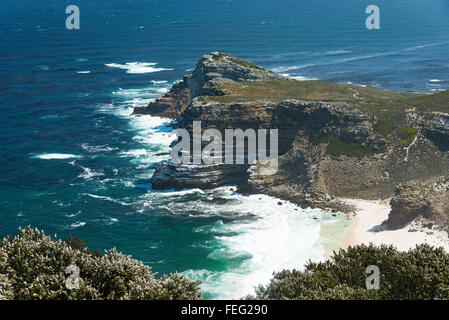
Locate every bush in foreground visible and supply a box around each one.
[0,227,201,300]
[250,244,449,300]
[2,228,448,300]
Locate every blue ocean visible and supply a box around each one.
[1,0,448,299]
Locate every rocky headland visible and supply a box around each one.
[133,52,449,231]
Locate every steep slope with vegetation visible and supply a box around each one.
[249,244,449,300]
[2,229,448,300]
[0,227,201,300]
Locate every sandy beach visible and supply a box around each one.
[341,199,449,252]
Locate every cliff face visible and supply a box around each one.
[134,52,449,226]
[133,80,191,119]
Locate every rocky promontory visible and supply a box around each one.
[134,52,449,228]
[133,52,286,118]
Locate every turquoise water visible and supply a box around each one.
[1,0,448,299]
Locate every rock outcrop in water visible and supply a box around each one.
[134,52,449,226]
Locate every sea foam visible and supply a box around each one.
[105,62,173,74]
[271,64,315,73]
[140,186,336,299]
[176,189,337,299]
[34,153,81,160]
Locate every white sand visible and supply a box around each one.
[341,199,449,252]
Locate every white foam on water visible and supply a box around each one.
[78,167,105,180]
[271,64,315,73]
[266,51,309,60]
[99,83,175,175]
[66,210,81,218]
[113,87,169,98]
[320,49,352,56]
[133,131,175,147]
[70,221,86,229]
[77,71,91,74]
[34,153,81,160]
[151,80,168,84]
[119,149,148,157]
[104,217,119,225]
[155,188,206,197]
[429,79,441,83]
[153,187,338,299]
[81,143,116,153]
[105,62,173,74]
[112,87,169,108]
[82,193,131,206]
[126,109,176,151]
[403,40,449,52]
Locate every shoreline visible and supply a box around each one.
[319,216,351,259]
[339,198,449,252]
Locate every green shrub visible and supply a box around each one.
[320,136,374,158]
[197,96,209,105]
[399,127,417,145]
[229,56,263,69]
[249,244,449,300]
[0,227,201,300]
[374,119,396,136]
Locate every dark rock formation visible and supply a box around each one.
[421,113,449,152]
[133,79,191,119]
[151,162,249,190]
[385,181,433,229]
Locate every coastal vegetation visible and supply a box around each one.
[374,118,396,136]
[318,136,375,158]
[250,244,449,300]
[204,79,407,104]
[200,73,448,146]
[2,228,449,300]
[212,52,264,69]
[399,127,418,145]
[0,227,201,300]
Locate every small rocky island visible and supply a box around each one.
[133,52,449,231]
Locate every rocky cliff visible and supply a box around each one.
[386,175,449,230]
[134,52,449,227]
